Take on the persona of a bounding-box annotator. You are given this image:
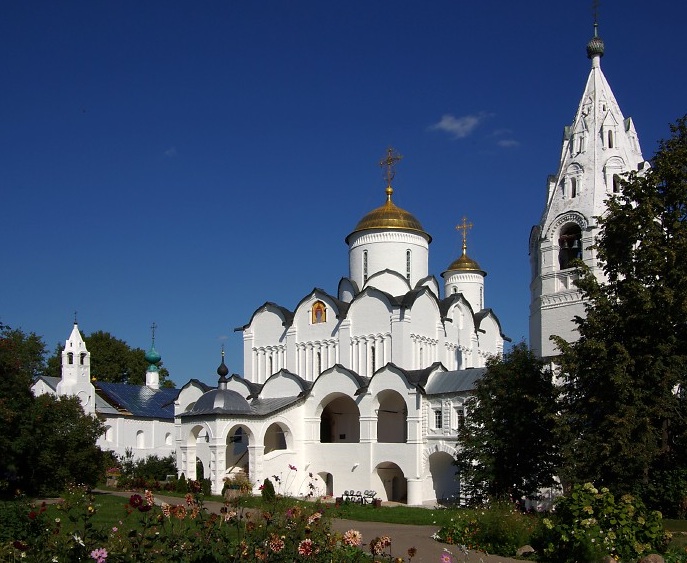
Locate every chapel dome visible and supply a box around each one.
[145,346,161,365]
[446,252,482,272]
[586,24,605,59]
[346,186,431,243]
[186,387,252,416]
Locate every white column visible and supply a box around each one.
[407,478,424,506]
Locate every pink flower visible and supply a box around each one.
[297,538,313,556]
[441,552,454,563]
[343,529,363,547]
[268,534,285,553]
[90,547,108,563]
[289,464,297,471]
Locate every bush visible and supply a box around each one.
[533,482,671,562]
[261,478,276,502]
[222,473,253,495]
[434,502,537,556]
[175,473,187,493]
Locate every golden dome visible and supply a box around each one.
[346,186,431,243]
[447,251,483,272]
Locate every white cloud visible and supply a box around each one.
[428,113,486,139]
[497,139,520,148]
[164,147,178,158]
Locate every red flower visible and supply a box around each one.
[28,511,37,520]
[129,494,143,508]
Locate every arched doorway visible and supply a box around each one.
[319,395,360,443]
[375,462,407,503]
[376,390,407,443]
[318,471,334,497]
[429,451,460,504]
[264,422,288,454]
[225,426,249,478]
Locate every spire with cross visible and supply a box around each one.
[379,147,403,193]
[456,216,473,255]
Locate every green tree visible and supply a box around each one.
[19,395,105,495]
[47,330,173,387]
[555,116,687,509]
[0,324,47,496]
[456,342,560,503]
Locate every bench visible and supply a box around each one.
[341,489,377,505]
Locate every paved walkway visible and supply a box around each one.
[96,490,519,562]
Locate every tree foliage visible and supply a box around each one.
[0,324,47,496]
[555,116,687,509]
[456,342,560,503]
[47,330,174,387]
[0,324,104,497]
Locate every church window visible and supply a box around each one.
[419,346,424,367]
[136,430,144,448]
[480,287,483,309]
[613,174,621,193]
[370,345,376,373]
[104,426,113,442]
[406,250,411,281]
[456,408,465,430]
[80,352,87,365]
[570,177,578,198]
[268,355,273,375]
[363,251,368,283]
[608,130,614,148]
[311,301,326,324]
[316,351,321,375]
[67,352,73,364]
[452,287,457,294]
[558,224,582,270]
[434,409,442,429]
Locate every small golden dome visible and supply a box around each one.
[346,186,431,243]
[447,251,482,272]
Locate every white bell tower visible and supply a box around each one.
[529,24,647,359]
[56,321,95,413]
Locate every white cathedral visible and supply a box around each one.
[35,24,646,505]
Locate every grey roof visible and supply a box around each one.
[423,368,486,395]
[181,388,253,417]
[35,375,60,391]
[95,382,177,420]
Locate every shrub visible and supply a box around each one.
[533,482,671,562]
[261,477,276,502]
[175,472,187,493]
[434,502,537,556]
[222,473,253,495]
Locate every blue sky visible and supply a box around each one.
[2,1,684,387]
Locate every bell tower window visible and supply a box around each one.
[608,129,614,148]
[570,177,578,198]
[558,224,582,270]
[613,174,621,193]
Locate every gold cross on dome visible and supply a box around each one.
[379,147,403,187]
[456,216,473,250]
